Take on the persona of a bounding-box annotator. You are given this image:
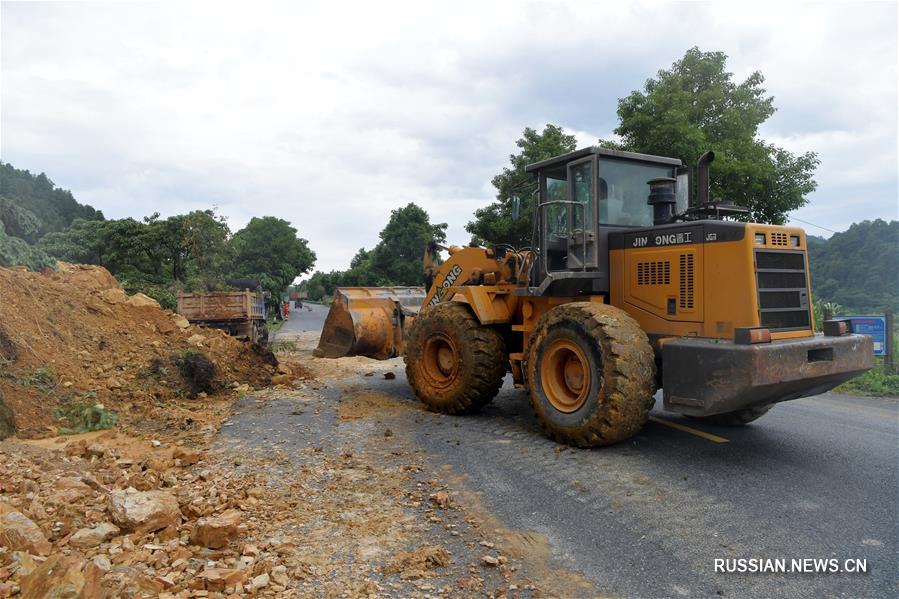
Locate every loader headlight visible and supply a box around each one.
[754,233,766,245]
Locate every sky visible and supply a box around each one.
[1,1,897,274]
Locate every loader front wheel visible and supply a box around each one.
[527,302,656,447]
[405,302,506,414]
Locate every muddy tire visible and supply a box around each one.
[688,404,773,426]
[404,302,506,414]
[527,302,656,447]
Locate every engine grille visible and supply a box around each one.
[754,250,811,330]
[637,261,671,285]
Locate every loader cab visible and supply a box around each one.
[526,147,685,296]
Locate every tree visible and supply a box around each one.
[466,124,577,247]
[0,162,103,241]
[370,203,447,285]
[301,202,447,295]
[602,47,819,224]
[807,219,898,312]
[229,217,316,297]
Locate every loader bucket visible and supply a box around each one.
[314,287,425,360]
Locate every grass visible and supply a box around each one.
[271,340,298,353]
[268,318,285,335]
[836,359,899,397]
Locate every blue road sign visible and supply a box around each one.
[835,316,888,356]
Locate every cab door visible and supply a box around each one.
[566,157,598,269]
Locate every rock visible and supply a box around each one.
[190,509,242,549]
[271,374,292,386]
[384,371,396,380]
[270,565,289,586]
[481,555,499,567]
[200,568,245,591]
[0,509,52,555]
[100,287,127,305]
[84,443,107,458]
[19,554,86,599]
[69,522,120,548]
[172,315,191,329]
[250,572,270,590]
[54,476,92,492]
[108,488,182,533]
[173,446,201,466]
[91,555,112,572]
[187,334,206,347]
[8,552,38,577]
[126,293,160,308]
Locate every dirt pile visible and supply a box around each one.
[0,263,275,438]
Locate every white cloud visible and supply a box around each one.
[1,1,896,271]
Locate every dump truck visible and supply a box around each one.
[177,289,268,344]
[316,147,873,447]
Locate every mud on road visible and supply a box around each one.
[218,332,593,598]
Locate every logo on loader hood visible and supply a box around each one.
[428,264,463,306]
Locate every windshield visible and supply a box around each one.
[599,159,676,226]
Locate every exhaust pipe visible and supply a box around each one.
[696,151,715,206]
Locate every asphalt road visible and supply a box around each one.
[282,303,899,598]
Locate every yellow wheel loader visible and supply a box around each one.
[316,148,873,447]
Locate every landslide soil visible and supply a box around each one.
[0,263,274,438]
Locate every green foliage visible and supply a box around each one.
[836,360,899,397]
[54,402,118,434]
[0,162,103,242]
[369,204,447,285]
[17,366,56,393]
[466,125,577,246]
[300,203,446,300]
[0,222,57,270]
[807,220,898,313]
[601,47,819,224]
[229,216,316,297]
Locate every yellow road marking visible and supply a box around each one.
[649,416,730,444]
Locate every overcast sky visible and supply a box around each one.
[2,1,896,273]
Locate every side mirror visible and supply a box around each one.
[511,196,521,221]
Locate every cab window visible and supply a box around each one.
[598,159,675,227]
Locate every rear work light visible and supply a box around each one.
[734,327,772,345]
[823,320,852,337]
[754,233,766,245]
[790,235,800,247]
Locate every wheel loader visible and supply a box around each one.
[316,147,873,447]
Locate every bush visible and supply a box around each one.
[55,402,118,434]
[171,349,216,394]
[836,360,899,397]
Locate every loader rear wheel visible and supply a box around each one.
[527,302,656,447]
[405,302,506,414]
[688,404,773,426]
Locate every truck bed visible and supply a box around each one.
[177,291,265,322]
